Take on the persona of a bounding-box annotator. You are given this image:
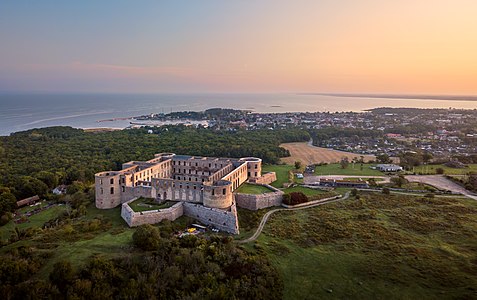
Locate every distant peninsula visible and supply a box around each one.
[304,93,477,101]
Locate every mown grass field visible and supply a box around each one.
[412,164,477,175]
[262,164,293,188]
[242,192,477,299]
[314,163,383,176]
[236,183,274,194]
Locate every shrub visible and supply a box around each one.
[132,224,162,251]
[283,192,308,205]
[436,167,445,174]
[382,187,390,195]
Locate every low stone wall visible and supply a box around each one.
[183,202,239,234]
[121,199,184,227]
[249,172,277,185]
[235,184,283,210]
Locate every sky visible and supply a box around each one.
[1,0,476,94]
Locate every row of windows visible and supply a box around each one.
[99,187,115,194]
[98,178,115,185]
[211,188,227,196]
[173,160,226,169]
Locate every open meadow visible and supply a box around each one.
[412,164,477,175]
[239,192,477,299]
[280,142,375,165]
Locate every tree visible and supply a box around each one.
[282,192,308,205]
[340,157,349,169]
[391,176,408,188]
[49,260,76,295]
[422,152,433,164]
[294,161,302,170]
[382,187,390,195]
[376,153,391,164]
[16,176,49,199]
[35,171,59,189]
[0,192,17,216]
[132,224,162,251]
[351,188,359,197]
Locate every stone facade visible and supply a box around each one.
[235,184,284,210]
[248,172,277,185]
[95,153,274,234]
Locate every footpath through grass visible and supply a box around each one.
[314,163,383,176]
[250,192,477,299]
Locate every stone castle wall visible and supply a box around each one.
[249,172,277,185]
[121,199,184,227]
[235,184,283,210]
[183,202,239,234]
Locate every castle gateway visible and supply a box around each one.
[95,153,277,234]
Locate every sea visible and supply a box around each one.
[1,93,477,136]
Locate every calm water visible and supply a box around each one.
[1,93,477,136]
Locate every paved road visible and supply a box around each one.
[237,192,350,244]
[406,175,477,200]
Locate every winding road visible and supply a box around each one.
[237,192,350,243]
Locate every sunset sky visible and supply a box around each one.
[1,0,476,94]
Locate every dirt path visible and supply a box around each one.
[237,193,350,244]
[406,175,477,200]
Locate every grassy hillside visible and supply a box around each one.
[246,193,477,299]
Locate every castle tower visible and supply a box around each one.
[95,171,122,209]
[239,157,262,179]
[202,180,233,209]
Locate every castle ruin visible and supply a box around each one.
[95,153,279,234]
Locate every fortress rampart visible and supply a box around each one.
[121,198,184,227]
[235,184,284,210]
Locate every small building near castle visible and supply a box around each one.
[95,153,279,234]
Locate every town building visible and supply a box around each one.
[375,164,403,172]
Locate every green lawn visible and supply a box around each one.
[128,198,175,212]
[34,230,134,279]
[262,164,293,188]
[0,204,66,241]
[253,193,477,299]
[236,183,274,194]
[314,163,383,176]
[412,164,477,175]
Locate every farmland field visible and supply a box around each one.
[314,163,383,176]
[280,142,375,165]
